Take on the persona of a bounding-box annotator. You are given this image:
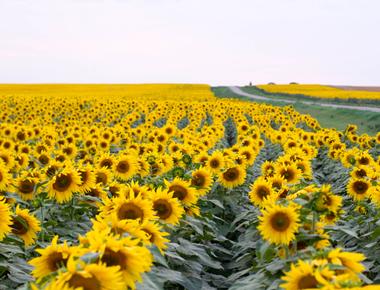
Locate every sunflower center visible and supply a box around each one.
[96,172,107,185]
[256,185,270,199]
[209,159,220,168]
[46,165,59,178]
[53,174,72,192]
[100,159,113,168]
[280,168,296,182]
[169,185,188,201]
[117,161,130,173]
[298,274,318,289]
[191,174,205,187]
[355,169,367,178]
[11,216,29,235]
[353,181,368,194]
[118,203,144,220]
[79,170,89,184]
[0,172,3,182]
[37,154,49,165]
[68,273,101,290]
[47,252,68,271]
[223,168,239,181]
[154,199,173,219]
[19,180,35,194]
[359,157,369,165]
[101,248,127,270]
[270,212,291,232]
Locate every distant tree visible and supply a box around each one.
[290,82,298,85]
[249,82,252,86]
[268,82,276,85]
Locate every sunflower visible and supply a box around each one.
[94,167,112,186]
[371,186,380,208]
[11,206,41,246]
[54,257,124,290]
[238,147,257,165]
[15,175,38,201]
[113,155,138,181]
[84,231,152,288]
[29,236,72,280]
[347,178,372,201]
[44,160,63,178]
[0,197,12,241]
[249,178,275,207]
[165,177,198,206]
[48,167,81,203]
[315,185,342,214]
[191,167,212,195]
[140,221,170,253]
[261,161,276,177]
[0,164,11,191]
[125,181,151,199]
[92,214,149,242]
[150,188,184,225]
[76,165,96,194]
[277,163,301,184]
[327,248,365,274]
[206,150,225,173]
[281,260,320,290]
[112,194,155,223]
[15,153,29,169]
[258,203,300,245]
[97,153,116,169]
[218,165,246,188]
[268,174,286,191]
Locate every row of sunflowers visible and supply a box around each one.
[0,84,379,289]
[257,84,380,100]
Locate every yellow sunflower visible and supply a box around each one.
[315,185,343,214]
[0,164,11,192]
[277,163,301,184]
[112,194,156,223]
[29,235,72,280]
[76,165,96,194]
[218,165,246,188]
[165,177,198,206]
[191,167,213,195]
[54,257,124,290]
[11,205,41,246]
[15,175,38,201]
[249,178,275,207]
[347,178,372,201]
[281,260,320,290]
[140,221,170,253]
[92,214,149,242]
[113,155,138,181]
[150,187,184,225]
[48,167,81,203]
[84,231,152,288]
[206,150,225,173]
[327,248,365,274]
[0,197,12,241]
[258,203,300,245]
[94,166,112,186]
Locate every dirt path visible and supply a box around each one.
[228,86,380,113]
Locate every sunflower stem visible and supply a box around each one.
[312,211,317,234]
[284,244,290,259]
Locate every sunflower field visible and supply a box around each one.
[257,84,380,100]
[0,84,380,290]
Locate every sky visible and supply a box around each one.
[0,0,379,86]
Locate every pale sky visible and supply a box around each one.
[0,0,379,86]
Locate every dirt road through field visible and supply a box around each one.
[228,86,380,113]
